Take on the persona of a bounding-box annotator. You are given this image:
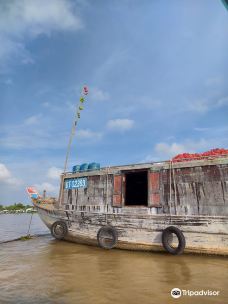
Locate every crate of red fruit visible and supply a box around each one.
[172,148,228,162]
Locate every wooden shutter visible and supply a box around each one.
[112,174,122,207]
[148,171,161,207]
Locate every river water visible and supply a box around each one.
[0,214,227,304]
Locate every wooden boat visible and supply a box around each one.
[30,155,228,256]
[27,86,228,255]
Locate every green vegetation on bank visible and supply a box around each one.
[0,203,36,213]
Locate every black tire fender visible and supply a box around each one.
[162,226,186,255]
[51,221,68,240]
[97,226,118,249]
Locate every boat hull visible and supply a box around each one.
[36,203,228,256]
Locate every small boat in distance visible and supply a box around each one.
[27,87,228,255]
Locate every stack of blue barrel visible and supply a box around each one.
[72,162,100,173]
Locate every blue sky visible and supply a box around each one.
[0,0,228,204]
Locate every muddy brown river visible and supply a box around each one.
[0,214,227,304]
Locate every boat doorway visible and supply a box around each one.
[125,170,148,206]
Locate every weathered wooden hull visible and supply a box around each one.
[35,203,228,256]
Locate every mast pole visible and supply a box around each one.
[63,85,89,174]
[63,118,78,173]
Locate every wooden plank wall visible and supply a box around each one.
[160,164,228,216]
[63,174,113,211]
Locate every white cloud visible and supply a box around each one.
[24,114,40,125]
[90,87,110,101]
[0,116,68,150]
[42,102,50,107]
[113,96,162,116]
[0,129,52,150]
[143,139,220,162]
[1,78,13,85]
[217,96,228,107]
[187,99,210,113]
[0,117,103,150]
[0,163,11,180]
[186,95,228,113]
[0,0,83,68]
[140,96,162,109]
[154,139,212,158]
[205,77,223,87]
[47,166,62,179]
[6,177,23,186]
[194,127,210,132]
[113,105,137,115]
[76,129,103,140]
[155,142,187,157]
[0,36,33,71]
[34,182,59,195]
[0,0,82,36]
[107,118,134,131]
[0,163,22,186]
[94,49,130,82]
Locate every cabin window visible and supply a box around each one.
[125,171,148,206]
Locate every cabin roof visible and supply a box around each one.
[62,156,228,178]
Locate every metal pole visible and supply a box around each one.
[63,120,78,173]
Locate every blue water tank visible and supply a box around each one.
[72,165,80,173]
[80,163,89,172]
[88,162,100,171]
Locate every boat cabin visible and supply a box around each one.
[60,157,228,217]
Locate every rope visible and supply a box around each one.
[0,213,49,245]
[26,212,33,236]
[105,167,109,224]
[0,233,50,245]
[171,160,178,215]
[168,160,172,216]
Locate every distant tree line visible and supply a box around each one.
[0,203,32,211]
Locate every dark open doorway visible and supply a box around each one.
[125,171,148,206]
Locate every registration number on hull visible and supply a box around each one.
[64,177,87,189]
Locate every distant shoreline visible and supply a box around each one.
[0,210,37,214]
[0,203,36,214]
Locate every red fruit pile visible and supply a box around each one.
[172,148,228,162]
